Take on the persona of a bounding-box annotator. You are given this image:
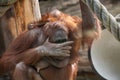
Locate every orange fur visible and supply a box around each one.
[0,7,101,80]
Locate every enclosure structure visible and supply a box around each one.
[0,0,41,55]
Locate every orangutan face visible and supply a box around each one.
[44,21,69,43]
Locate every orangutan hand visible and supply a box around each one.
[36,39,73,57]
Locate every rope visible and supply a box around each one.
[81,0,120,40]
[0,0,17,17]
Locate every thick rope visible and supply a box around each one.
[0,0,17,17]
[81,0,120,40]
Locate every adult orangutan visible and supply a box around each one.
[0,9,79,80]
[0,1,101,80]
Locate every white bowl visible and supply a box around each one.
[90,29,120,80]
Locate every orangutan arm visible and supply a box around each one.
[0,28,72,75]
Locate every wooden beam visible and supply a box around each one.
[0,0,41,54]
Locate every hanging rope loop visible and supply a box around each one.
[80,0,120,40]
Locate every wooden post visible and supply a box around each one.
[0,0,41,55]
[13,0,41,34]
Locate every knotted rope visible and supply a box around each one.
[0,0,17,17]
[80,0,120,40]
